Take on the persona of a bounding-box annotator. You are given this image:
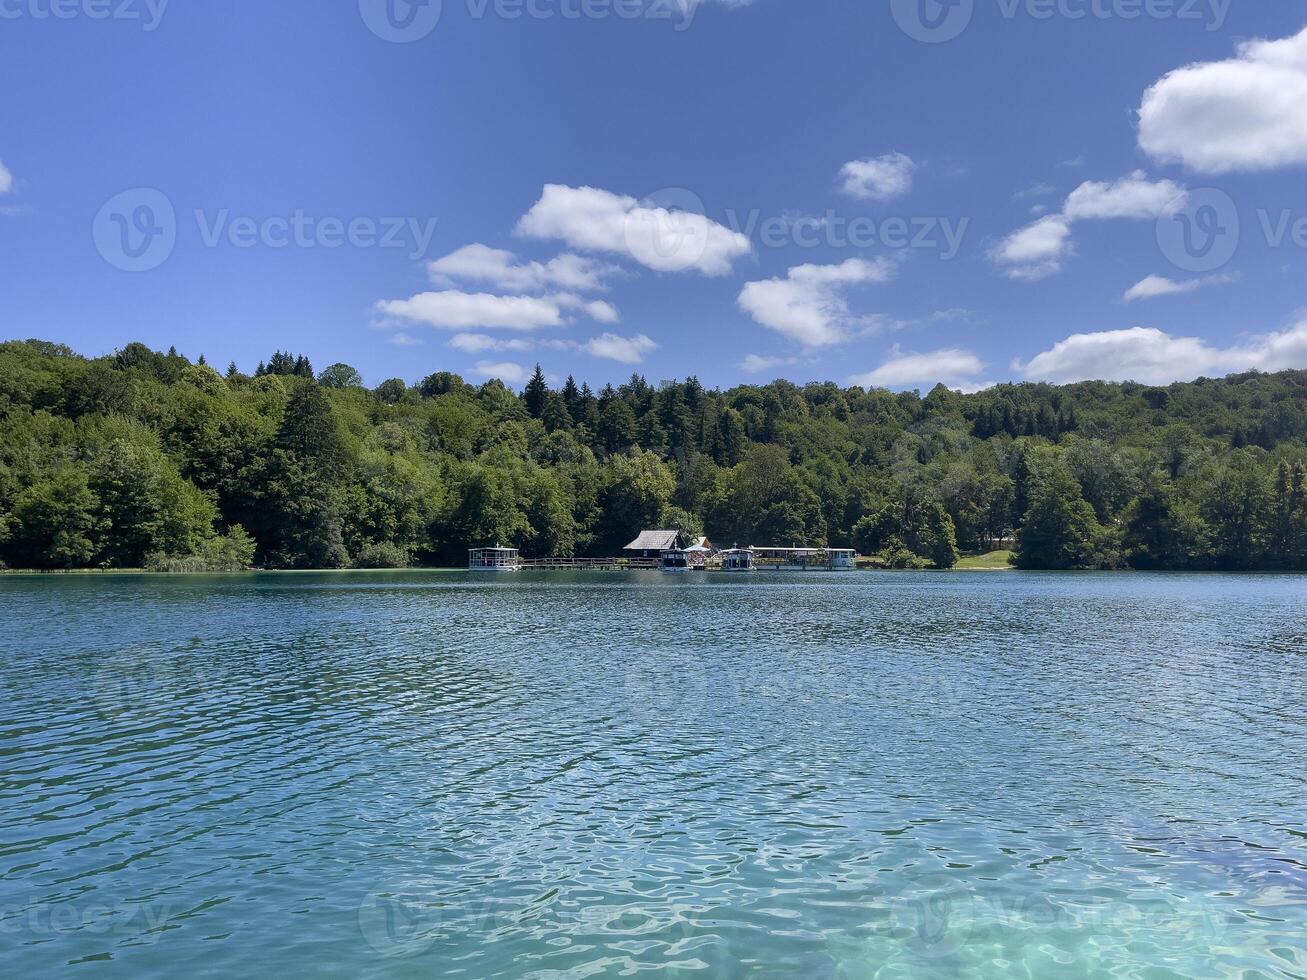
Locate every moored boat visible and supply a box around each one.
[660,549,692,573]
[468,547,523,572]
[718,548,756,572]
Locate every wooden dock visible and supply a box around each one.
[519,557,661,571]
[516,557,854,572]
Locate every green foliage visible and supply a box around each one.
[87,435,219,567]
[853,488,958,569]
[1,466,101,569]
[146,526,257,572]
[318,363,365,389]
[1121,474,1206,570]
[353,541,411,569]
[1015,457,1104,570]
[1,341,1306,571]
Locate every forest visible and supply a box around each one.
[1,339,1305,572]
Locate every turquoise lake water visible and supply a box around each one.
[1,571,1304,978]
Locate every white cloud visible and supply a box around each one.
[582,333,658,364]
[377,291,565,330]
[1062,171,1185,221]
[583,299,620,323]
[740,354,796,374]
[377,288,616,332]
[850,346,985,389]
[990,215,1073,280]
[1015,182,1057,200]
[838,152,916,201]
[0,160,11,195]
[471,361,529,385]
[737,257,897,347]
[429,243,617,293]
[1017,321,1307,385]
[448,332,534,353]
[1122,272,1234,302]
[389,332,424,347]
[1139,27,1307,174]
[992,172,1185,280]
[516,183,751,276]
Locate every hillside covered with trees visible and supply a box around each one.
[1,339,1305,572]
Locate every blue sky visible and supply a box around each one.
[3,0,1307,390]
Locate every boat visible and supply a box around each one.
[750,547,856,571]
[718,548,756,572]
[468,547,523,572]
[660,549,692,573]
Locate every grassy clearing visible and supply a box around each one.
[954,551,1016,570]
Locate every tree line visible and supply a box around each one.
[1,339,1305,572]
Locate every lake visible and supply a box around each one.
[1,571,1304,978]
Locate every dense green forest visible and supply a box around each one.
[1,339,1305,572]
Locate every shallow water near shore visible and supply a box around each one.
[1,570,1305,978]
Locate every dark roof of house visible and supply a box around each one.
[624,530,684,552]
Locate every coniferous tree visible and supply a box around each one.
[524,365,548,420]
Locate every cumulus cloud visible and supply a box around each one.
[377,289,616,332]
[471,361,530,385]
[448,333,535,354]
[516,184,750,276]
[1062,172,1185,221]
[1017,321,1307,385]
[376,291,566,331]
[583,299,620,323]
[0,160,11,195]
[737,257,897,347]
[839,152,916,201]
[740,354,797,375]
[388,332,424,347]
[992,172,1185,280]
[1139,27,1307,174]
[582,333,658,364]
[990,215,1073,281]
[850,346,986,390]
[429,243,617,293]
[1123,273,1234,302]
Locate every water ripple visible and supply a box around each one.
[0,571,1304,978]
